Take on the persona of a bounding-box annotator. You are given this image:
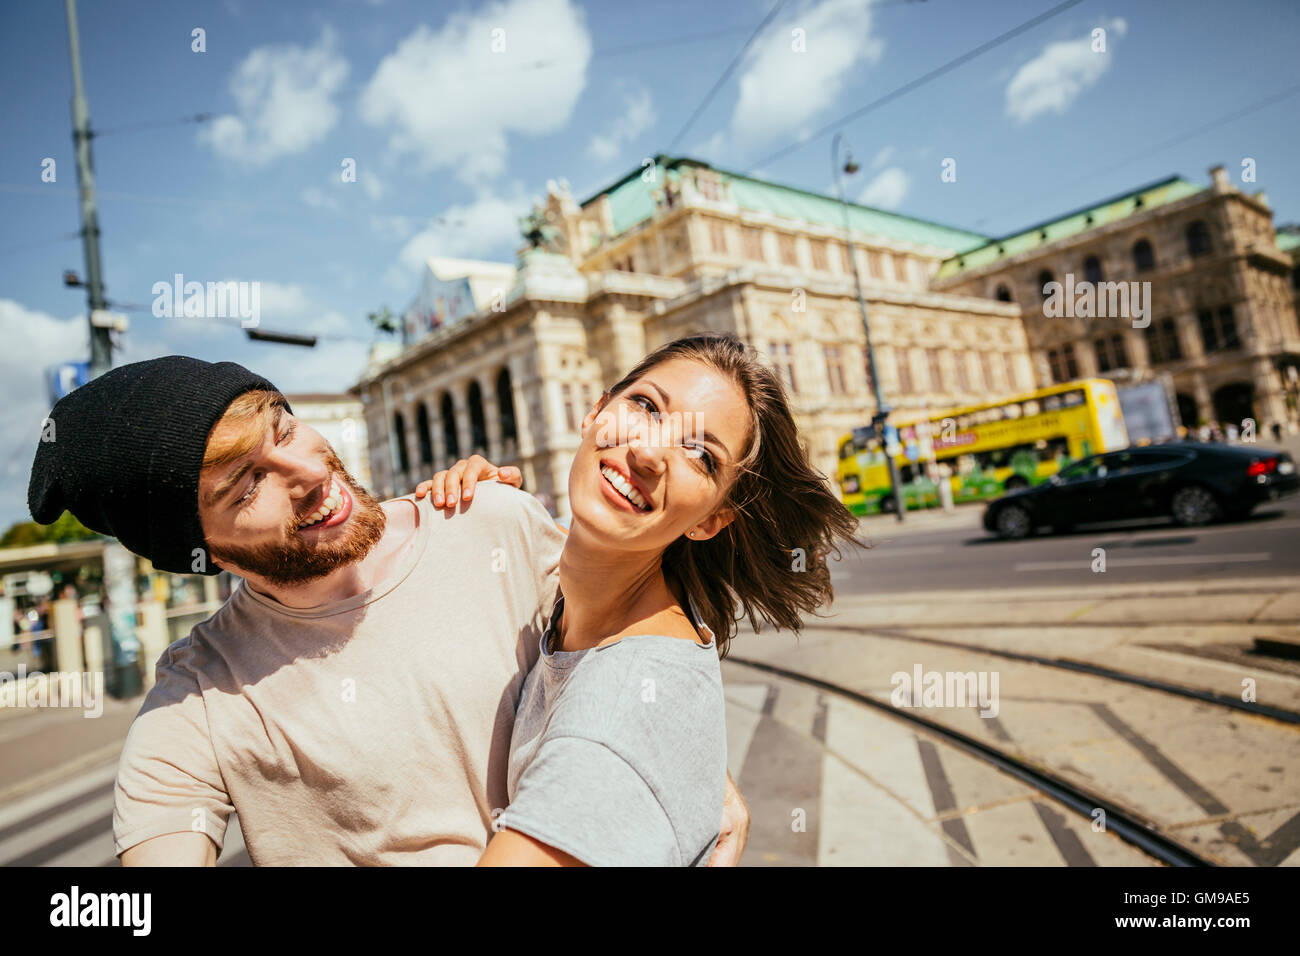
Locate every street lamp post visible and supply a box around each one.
[833,133,906,521]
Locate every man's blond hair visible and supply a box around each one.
[203,389,288,470]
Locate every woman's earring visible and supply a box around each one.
[688,531,696,538]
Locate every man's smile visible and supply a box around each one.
[297,476,353,531]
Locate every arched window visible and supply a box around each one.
[496,367,518,445]
[1083,255,1103,283]
[1186,220,1212,257]
[995,284,1013,303]
[1132,239,1155,273]
[440,393,459,462]
[415,402,433,466]
[467,381,488,454]
[392,411,410,475]
[1037,270,1055,301]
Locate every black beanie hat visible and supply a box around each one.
[28,356,287,575]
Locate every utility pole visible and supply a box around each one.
[65,0,112,377]
[64,0,141,699]
[833,132,906,521]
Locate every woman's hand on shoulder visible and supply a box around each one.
[414,455,522,512]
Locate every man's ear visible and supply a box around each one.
[692,506,735,542]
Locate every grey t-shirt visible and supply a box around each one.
[496,595,727,866]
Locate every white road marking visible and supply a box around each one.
[1015,552,1273,572]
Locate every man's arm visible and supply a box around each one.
[121,832,218,867]
[114,640,236,865]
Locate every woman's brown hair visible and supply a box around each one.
[600,332,862,657]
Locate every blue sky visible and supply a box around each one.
[2,0,1298,527]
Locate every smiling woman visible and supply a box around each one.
[465,332,863,867]
[575,333,864,657]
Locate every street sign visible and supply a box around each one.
[883,423,902,457]
[46,361,90,404]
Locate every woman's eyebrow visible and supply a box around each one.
[644,379,731,460]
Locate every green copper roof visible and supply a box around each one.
[935,176,1207,279]
[585,155,990,255]
[1277,229,1300,253]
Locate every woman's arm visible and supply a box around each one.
[477,828,587,867]
[707,771,750,866]
[415,454,521,510]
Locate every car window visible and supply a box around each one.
[1099,451,1134,476]
[1059,456,1103,481]
[1129,450,1189,467]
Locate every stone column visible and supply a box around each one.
[1252,357,1289,435]
[431,397,447,471]
[483,376,503,462]
[454,387,472,461]
[50,598,84,675]
[1192,374,1214,426]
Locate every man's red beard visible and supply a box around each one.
[209,451,387,587]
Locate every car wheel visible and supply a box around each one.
[1171,485,1222,526]
[994,504,1033,539]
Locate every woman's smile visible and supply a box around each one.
[598,460,653,513]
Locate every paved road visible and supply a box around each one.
[0,666,1152,868]
[836,494,1300,595]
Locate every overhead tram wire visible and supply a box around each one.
[968,80,1300,236]
[85,21,789,140]
[668,0,790,153]
[0,231,83,258]
[116,303,376,346]
[744,0,1085,173]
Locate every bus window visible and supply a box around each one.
[1022,400,1040,417]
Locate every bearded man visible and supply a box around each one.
[27,357,748,865]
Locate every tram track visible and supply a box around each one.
[728,655,1217,866]
[800,622,1300,726]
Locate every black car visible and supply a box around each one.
[983,442,1300,539]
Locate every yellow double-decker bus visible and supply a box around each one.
[836,379,1129,515]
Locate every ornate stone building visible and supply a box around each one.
[935,166,1300,435]
[351,157,1300,515]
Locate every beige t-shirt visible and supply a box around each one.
[113,481,563,865]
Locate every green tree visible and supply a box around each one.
[367,305,399,336]
[1,511,101,548]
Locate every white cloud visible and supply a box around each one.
[395,191,526,276]
[588,86,656,163]
[0,300,88,526]
[200,27,350,165]
[858,166,909,210]
[359,0,592,183]
[871,145,894,170]
[255,281,313,319]
[255,340,368,394]
[1005,18,1127,124]
[730,0,883,148]
[361,169,386,201]
[300,185,342,212]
